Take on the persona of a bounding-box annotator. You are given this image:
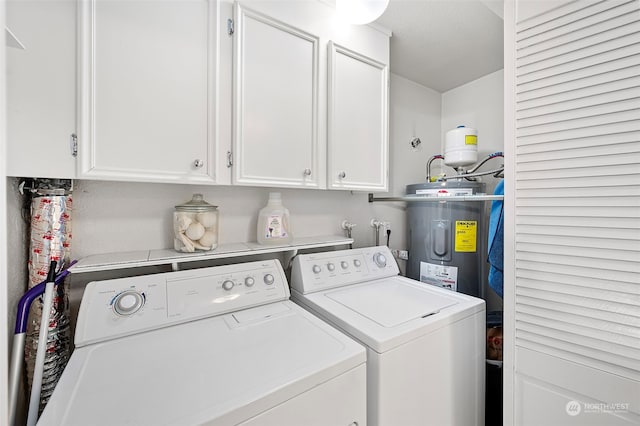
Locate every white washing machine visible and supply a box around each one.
[38,259,366,426]
[290,246,486,426]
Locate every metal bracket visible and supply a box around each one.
[368,193,504,203]
[18,178,74,196]
[227,19,234,36]
[227,151,233,168]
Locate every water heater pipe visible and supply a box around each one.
[438,152,504,181]
[426,154,444,182]
[466,151,504,174]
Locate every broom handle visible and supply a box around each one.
[8,260,75,426]
[26,261,57,426]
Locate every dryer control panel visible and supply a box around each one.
[290,246,399,294]
[75,259,289,347]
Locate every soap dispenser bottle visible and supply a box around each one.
[257,192,292,245]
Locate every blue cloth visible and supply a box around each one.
[488,180,504,298]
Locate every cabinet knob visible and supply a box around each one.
[304,168,312,176]
[339,171,346,179]
[194,159,204,168]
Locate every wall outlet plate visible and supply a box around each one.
[391,249,409,260]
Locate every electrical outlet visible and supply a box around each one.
[391,249,409,260]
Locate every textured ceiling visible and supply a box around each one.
[374,0,504,92]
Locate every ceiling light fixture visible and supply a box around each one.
[336,0,390,25]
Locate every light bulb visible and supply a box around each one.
[336,0,390,25]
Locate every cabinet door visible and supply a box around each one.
[327,42,388,191]
[6,0,76,179]
[233,4,320,188]
[79,0,219,184]
[505,1,640,425]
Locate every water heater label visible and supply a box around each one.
[455,221,477,252]
[419,262,458,291]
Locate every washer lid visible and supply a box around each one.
[327,280,457,327]
[292,276,485,353]
[38,301,365,426]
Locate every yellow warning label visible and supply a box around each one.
[455,220,477,252]
[465,135,477,145]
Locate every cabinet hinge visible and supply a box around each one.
[227,19,234,36]
[70,133,78,157]
[226,151,233,167]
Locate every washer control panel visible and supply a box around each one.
[75,259,289,347]
[290,246,399,294]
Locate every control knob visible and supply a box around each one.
[327,263,336,272]
[112,290,145,316]
[341,261,349,270]
[222,280,235,291]
[373,252,387,268]
[244,277,255,287]
[264,274,275,285]
[312,265,322,274]
[353,259,362,267]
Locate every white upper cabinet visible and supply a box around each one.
[231,0,390,191]
[327,41,388,191]
[6,0,77,179]
[233,3,320,188]
[78,0,223,184]
[6,0,388,190]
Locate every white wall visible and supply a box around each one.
[388,73,441,195]
[442,69,504,165]
[72,181,361,255]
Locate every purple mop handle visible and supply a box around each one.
[14,260,77,335]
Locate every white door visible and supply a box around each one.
[327,41,388,192]
[78,0,218,184]
[233,3,319,188]
[504,1,640,424]
[6,0,77,179]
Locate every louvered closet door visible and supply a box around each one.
[509,1,640,425]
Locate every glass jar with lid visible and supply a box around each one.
[173,194,219,252]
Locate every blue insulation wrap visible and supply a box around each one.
[488,180,504,298]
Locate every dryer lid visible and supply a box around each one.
[327,280,458,327]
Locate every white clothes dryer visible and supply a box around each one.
[290,246,486,426]
[39,259,366,426]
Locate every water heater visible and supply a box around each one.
[406,180,486,298]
